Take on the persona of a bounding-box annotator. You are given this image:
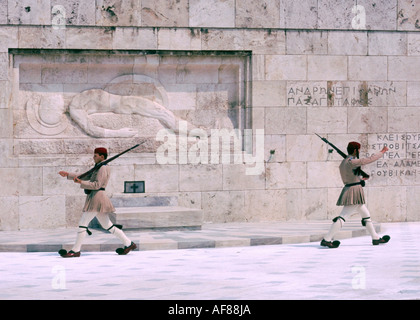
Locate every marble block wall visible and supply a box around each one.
[0,0,420,230]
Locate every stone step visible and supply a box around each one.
[109,206,203,230]
[110,195,178,208]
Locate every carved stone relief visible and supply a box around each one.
[11,50,250,155]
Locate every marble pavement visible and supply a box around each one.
[0,220,381,253]
[0,222,419,301]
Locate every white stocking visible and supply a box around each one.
[96,212,132,247]
[359,205,380,240]
[324,218,344,242]
[71,211,97,252]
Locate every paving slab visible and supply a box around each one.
[0,220,381,252]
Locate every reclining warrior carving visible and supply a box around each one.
[26,87,186,138]
[68,88,181,138]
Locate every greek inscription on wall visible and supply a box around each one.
[368,133,420,178]
[287,82,397,107]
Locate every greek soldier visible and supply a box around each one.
[321,142,391,248]
[58,147,137,257]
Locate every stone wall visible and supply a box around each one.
[1,0,420,230]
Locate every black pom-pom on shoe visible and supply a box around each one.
[320,239,340,248]
[59,250,81,258]
[372,235,391,245]
[116,242,137,255]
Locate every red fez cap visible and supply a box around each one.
[347,141,361,154]
[94,147,108,155]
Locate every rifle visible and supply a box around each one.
[315,133,369,179]
[78,142,144,193]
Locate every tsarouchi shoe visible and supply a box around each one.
[116,242,137,255]
[320,239,341,248]
[58,249,81,258]
[372,235,391,245]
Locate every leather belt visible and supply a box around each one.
[84,188,105,195]
[345,181,365,187]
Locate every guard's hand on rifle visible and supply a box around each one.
[59,171,68,177]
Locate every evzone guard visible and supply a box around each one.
[320,141,391,248]
[58,146,138,257]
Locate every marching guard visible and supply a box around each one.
[321,141,391,248]
[58,147,137,257]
